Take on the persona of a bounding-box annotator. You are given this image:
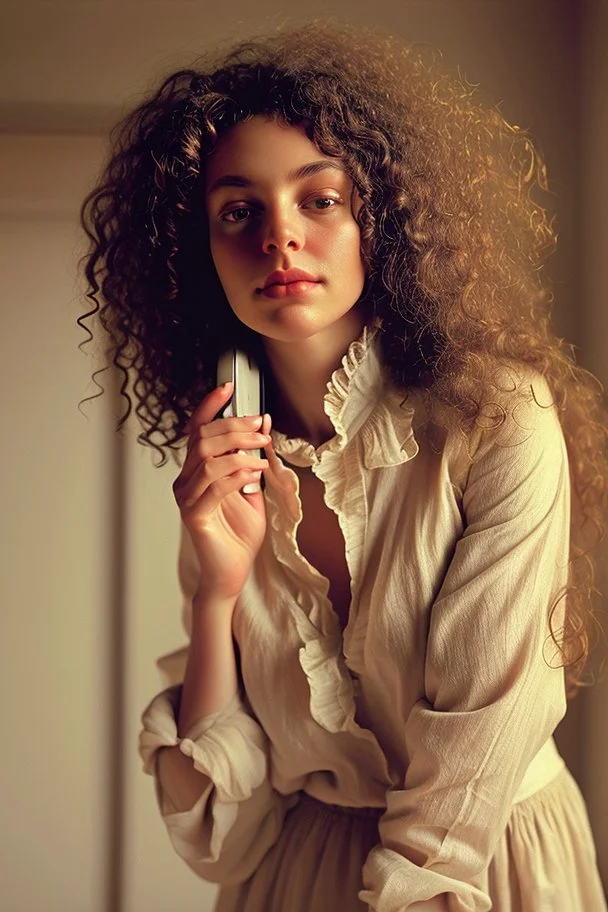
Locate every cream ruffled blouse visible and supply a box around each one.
[139,327,585,910]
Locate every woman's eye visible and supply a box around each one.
[222,207,253,223]
[306,197,340,210]
[220,197,341,222]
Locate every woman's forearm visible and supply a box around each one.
[157,744,211,810]
[157,594,239,812]
[178,593,239,736]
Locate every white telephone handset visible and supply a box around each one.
[216,349,265,493]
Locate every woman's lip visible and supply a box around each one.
[259,280,322,299]
[263,268,318,287]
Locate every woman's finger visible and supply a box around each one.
[174,452,269,507]
[185,381,235,439]
[182,469,264,521]
[261,412,272,436]
[193,413,265,443]
[182,428,269,473]
[179,429,270,486]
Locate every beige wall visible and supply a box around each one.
[0,2,605,910]
[0,135,113,911]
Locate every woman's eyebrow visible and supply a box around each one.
[207,160,346,194]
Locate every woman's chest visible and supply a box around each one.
[294,466,352,630]
[255,442,465,640]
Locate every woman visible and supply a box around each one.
[80,23,607,912]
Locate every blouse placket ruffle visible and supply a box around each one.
[261,327,421,767]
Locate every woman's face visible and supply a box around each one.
[205,115,366,345]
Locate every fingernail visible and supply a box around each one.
[242,479,262,494]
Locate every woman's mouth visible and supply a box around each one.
[258,268,322,298]
[259,280,322,299]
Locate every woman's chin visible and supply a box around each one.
[253,309,365,355]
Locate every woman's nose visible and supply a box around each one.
[261,208,303,254]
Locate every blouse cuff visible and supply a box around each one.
[139,685,268,802]
[360,848,489,912]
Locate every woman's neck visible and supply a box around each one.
[263,312,366,447]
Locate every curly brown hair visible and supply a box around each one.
[79,22,607,691]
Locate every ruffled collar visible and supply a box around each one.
[271,324,418,470]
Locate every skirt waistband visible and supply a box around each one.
[513,736,565,805]
[300,791,384,820]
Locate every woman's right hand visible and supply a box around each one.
[172,382,272,604]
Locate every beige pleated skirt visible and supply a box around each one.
[215,768,606,912]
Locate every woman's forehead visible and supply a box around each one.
[204,116,345,192]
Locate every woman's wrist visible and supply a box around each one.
[192,588,238,618]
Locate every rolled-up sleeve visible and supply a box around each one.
[360,377,570,911]
[139,685,291,884]
[138,525,294,885]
